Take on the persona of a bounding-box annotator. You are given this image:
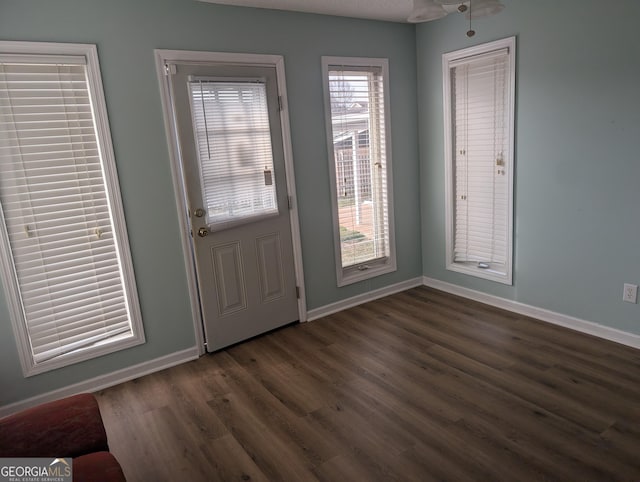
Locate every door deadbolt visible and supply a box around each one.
[197,227,209,237]
[194,208,205,218]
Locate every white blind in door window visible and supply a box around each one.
[451,49,509,266]
[327,67,390,268]
[0,57,134,363]
[188,80,277,228]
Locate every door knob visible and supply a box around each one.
[197,227,209,237]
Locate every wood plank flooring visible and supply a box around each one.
[96,286,640,481]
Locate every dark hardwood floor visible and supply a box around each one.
[96,286,640,481]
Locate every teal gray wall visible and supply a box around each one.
[418,0,640,333]
[0,0,420,404]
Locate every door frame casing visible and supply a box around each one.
[154,50,307,355]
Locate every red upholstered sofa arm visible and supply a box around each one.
[0,393,109,458]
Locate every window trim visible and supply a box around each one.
[443,37,516,285]
[0,41,144,376]
[321,56,396,287]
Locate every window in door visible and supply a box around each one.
[443,37,516,284]
[188,78,278,230]
[0,41,144,376]
[322,57,396,287]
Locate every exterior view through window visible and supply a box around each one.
[322,57,395,286]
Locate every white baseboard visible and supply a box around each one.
[0,346,200,418]
[423,276,640,350]
[307,277,423,321]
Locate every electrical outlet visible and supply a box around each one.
[623,283,638,303]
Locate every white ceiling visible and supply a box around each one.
[196,0,422,23]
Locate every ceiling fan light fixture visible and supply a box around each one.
[407,0,448,23]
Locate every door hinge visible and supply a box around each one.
[278,95,283,112]
[164,63,177,76]
[287,195,293,210]
[295,286,300,299]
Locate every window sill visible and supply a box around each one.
[23,332,146,378]
[338,258,397,287]
[447,261,512,285]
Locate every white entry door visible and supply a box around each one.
[168,61,299,351]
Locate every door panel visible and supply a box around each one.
[256,233,286,302]
[169,62,299,351]
[211,241,246,315]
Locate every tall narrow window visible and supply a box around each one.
[322,57,396,287]
[0,41,144,376]
[443,37,515,284]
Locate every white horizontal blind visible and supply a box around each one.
[0,57,133,363]
[188,80,277,227]
[451,49,509,267]
[327,66,390,268]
